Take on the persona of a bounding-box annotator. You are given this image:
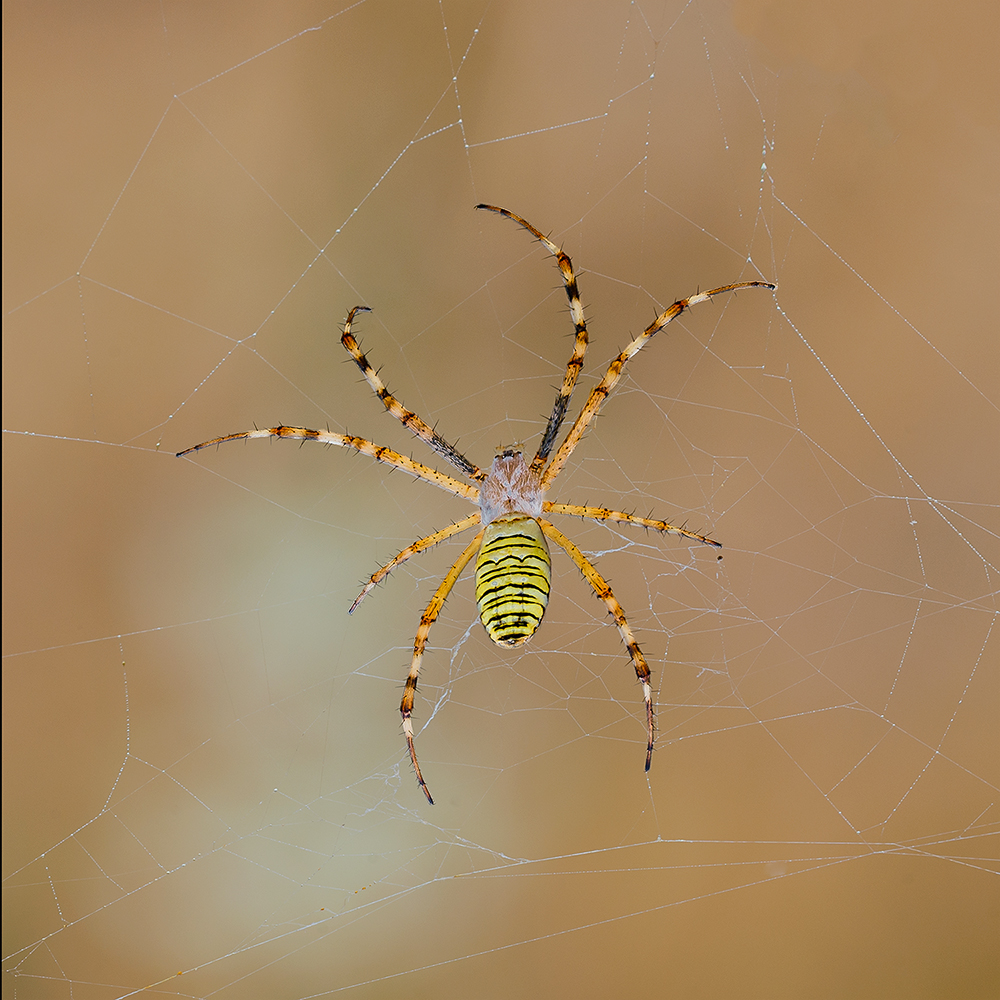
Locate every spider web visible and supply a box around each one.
[4,1,998,997]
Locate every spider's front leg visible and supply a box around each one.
[475,204,592,473]
[540,279,776,488]
[401,529,484,804]
[177,427,479,501]
[340,306,487,483]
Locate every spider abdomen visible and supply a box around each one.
[475,515,552,647]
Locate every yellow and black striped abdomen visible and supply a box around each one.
[475,515,552,647]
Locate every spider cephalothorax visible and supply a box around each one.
[179,204,775,803]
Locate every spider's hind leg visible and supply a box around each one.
[400,528,485,804]
[350,512,481,614]
[538,518,655,772]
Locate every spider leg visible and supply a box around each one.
[540,280,776,488]
[402,528,485,804]
[544,503,721,548]
[538,518,655,772]
[177,426,479,501]
[350,512,482,613]
[340,307,486,482]
[476,205,590,473]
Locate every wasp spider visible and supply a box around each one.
[179,205,775,803]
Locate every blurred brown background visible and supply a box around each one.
[4,1,997,997]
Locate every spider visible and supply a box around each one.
[178,204,775,803]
